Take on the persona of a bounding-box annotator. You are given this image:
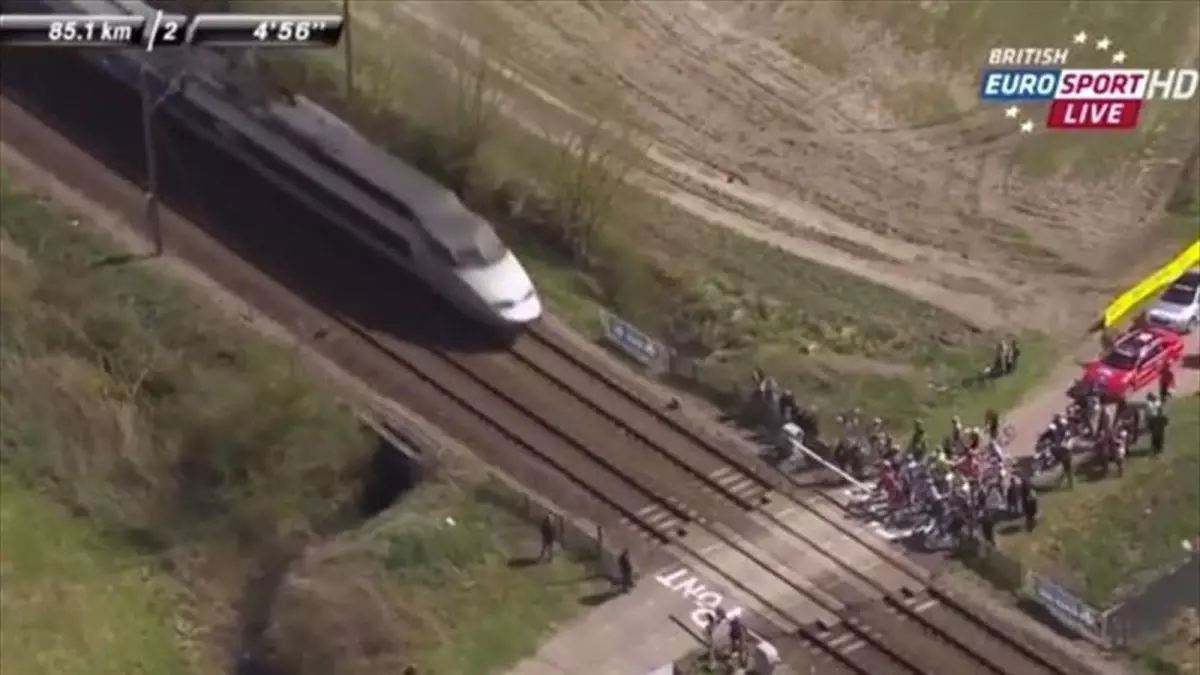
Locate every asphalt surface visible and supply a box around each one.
[0,46,1099,675]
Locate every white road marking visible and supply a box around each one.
[654,565,745,630]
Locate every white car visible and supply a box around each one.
[1145,269,1200,333]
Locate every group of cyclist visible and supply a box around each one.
[824,407,1040,548]
[753,355,1178,550]
[1037,364,1177,485]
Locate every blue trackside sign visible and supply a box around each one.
[1029,572,1108,644]
[601,312,663,367]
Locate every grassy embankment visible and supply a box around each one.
[219,0,1059,441]
[0,175,599,675]
[996,394,1200,674]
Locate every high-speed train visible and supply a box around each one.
[9,0,543,328]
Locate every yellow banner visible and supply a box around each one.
[1103,240,1200,328]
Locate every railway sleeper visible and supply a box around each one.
[528,327,779,502]
[705,465,772,508]
[772,629,857,675]
[907,597,1059,675]
[621,503,689,541]
[924,587,1083,675]
[856,601,992,675]
[803,622,915,675]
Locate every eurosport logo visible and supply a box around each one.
[978,31,1198,132]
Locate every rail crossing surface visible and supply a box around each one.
[0,46,1098,675]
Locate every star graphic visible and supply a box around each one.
[1073,31,1089,44]
[1096,36,1112,51]
[1020,120,1036,134]
[1112,50,1128,64]
[1005,106,1021,118]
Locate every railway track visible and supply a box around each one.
[1,47,1090,675]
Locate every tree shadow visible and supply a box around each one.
[547,571,610,586]
[579,586,622,607]
[507,556,541,569]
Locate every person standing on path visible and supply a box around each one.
[1006,475,1023,517]
[1145,392,1163,419]
[979,508,996,547]
[1148,407,1170,456]
[616,550,634,593]
[1160,363,1176,401]
[1055,440,1075,489]
[992,340,1008,377]
[703,608,724,663]
[984,409,1000,443]
[1021,481,1039,532]
[1112,429,1127,477]
[538,514,556,563]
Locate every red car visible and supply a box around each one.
[1078,326,1184,400]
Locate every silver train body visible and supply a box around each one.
[14,0,543,327]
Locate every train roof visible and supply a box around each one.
[11,0,499,255]
[263,97,497,254]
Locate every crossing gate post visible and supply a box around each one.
[138,64,163,256]
[341,0,354,100]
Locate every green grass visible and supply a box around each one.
[0,477,194,675]
[999,396,1200,607]
[0,175,595,674]
[842,0,1200,175]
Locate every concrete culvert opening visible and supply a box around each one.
[357,426,424,518]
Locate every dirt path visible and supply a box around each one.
[363,1,1192,335]
[377,2,1017,330]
